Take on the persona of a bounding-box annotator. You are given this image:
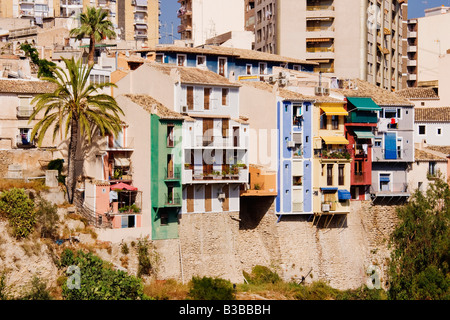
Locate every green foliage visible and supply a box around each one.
[60,249,147,300]
[137,238,152,277]
[120,242,129,255]
[243,265,281,285]
[0,273,8,300]
[0,188,35,239]
[21,276,52,300]
[20,43,56,78]
[48,158,66,184]
[388,176,450,300]
[188,276,236,300]
[35,197,59,239]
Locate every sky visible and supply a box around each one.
[158,0,447,44]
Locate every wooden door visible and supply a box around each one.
[202,119,214,146]
[233,126,239,147]
[187,86,194,110]
[204,88,211,110]
[222,185,229,211]
[205,185,212,212]
[187,185,194,213]
[167,155,174,179]
[219,58,226,76]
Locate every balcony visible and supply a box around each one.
[135,31,148,39]
[165,193,181,207]
[407,45,417,52]
[347,112,378,124]
[17,106,34,118]
[185,166,248,184]
[407,31,417,38]
[16,135,36,149]
[316,149,351,160]
[165,166,181,181]
[134,6,147,13]
[407,73,417,81]
[191,135,245,149]
[60,0,83,6]
[178,24,192,33]
[305,5,335,18]
[407,60,417,67]
[107,137,134,151]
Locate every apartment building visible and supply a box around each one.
[405,6,450,89]
[254,0,408,91]
[177,0,245,47]
[0,0,56,21]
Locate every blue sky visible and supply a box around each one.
[158,0,445,44]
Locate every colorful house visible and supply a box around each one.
[344,97,380,200]
[312,99,352,216]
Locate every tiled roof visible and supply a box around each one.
[333,79,413,106]
[415,107,450,122]
[425,145,450,156]
[122,94,192,121]
[414,148,448,161]
[146,62,241,87]
[0,79,56,94]
[145,45,317,65]
[395,87,439,100]
[239,80,344,103]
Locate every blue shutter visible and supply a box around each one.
[384,133,397,160]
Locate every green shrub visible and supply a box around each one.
[137,238,152,277]
[35,197,59,239]
[188,276,236,300]
[21,276,52,300]
[243,265,281,285]
[0,188,35,239]
[60,249,147,300]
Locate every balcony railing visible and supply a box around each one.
[194,135,242,148]
[306,47,334,53]
[316,149,351,160]
[16,135,36,149]
[293,202,304,212]
[165,193,181,206]
[17,107,34,118]
[165,166,181,180]
[307,5,334,11]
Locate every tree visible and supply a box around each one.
[69,7,116,66]
[29,57,124,203]
[19,43,56,78]
[388,176,450,300]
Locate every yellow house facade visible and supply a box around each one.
[312,101,352,215]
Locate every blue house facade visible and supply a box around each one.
[138,46,315,80]
[276,98,314,216]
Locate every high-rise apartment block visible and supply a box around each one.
[177,0,245,47]
[404,6,450,89]
[0,0,160,48]
[254,0,407,91]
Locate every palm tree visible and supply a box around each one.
[29,57,124,203]
[70,7,116,66]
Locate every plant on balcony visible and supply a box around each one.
[119,204,140,213]
[113,168,123,180]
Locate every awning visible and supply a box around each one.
[306,38,333,42]
[347,97,382,111]
[321,187,338,192]
[135,0,148,6]
[135,24,148,30]
[353,129,375,139]
[321,136,349,145]
[380,176,390,182]
[111,182,137,191]
[321,106,348,116]
[338,189,352,200]
[114,158,130,167]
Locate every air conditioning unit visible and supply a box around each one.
[323,87,330,96]
[314,86,323,96]
[279,78,287,86]
[268,76,274,83]
[322,203,330,212]
[287,141,296,148]
[218,192,226,200]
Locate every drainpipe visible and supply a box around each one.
[360,0,368,81]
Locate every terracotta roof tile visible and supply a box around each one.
[123,94,191,121]
[415,148,448,161]
[332,79,413,106]
[0,79,56,94]
[395,87,439,100]
[415,107,450,122]
[147,62,241,87]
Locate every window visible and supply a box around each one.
[160,211,169,225]
[186,86,194,110]
[375,138,382,147]
[384,109,397,119]
[259,62,267,75]
[221,88,229,106]
[354,160,363,175]
[196,55,206,67]
[18,128,32,146]
[437,127,442,136]
[327,164,333,186]
[379,173,391,192]
[167,124,174,147]
[177,54,187,66]
[293,65,301,71]
[218,57,227,76]
[338,164,345,186]
[155,54,164,63]
[293,176,302,186]
[397,138,403,159]
[429,161,437,176]
[121,215,135,228]
[320,113,327,129]
[246,64,253,75]
[331,116,339,130]
[418,125,426,135]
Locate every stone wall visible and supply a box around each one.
[0,149,55,179]
[154,198,400,290]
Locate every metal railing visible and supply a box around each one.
[165,193,181,206]
[165,166,181,180]
[74,190,113,228]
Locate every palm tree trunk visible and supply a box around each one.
[88,34,95,66]
[67,116,79,204]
